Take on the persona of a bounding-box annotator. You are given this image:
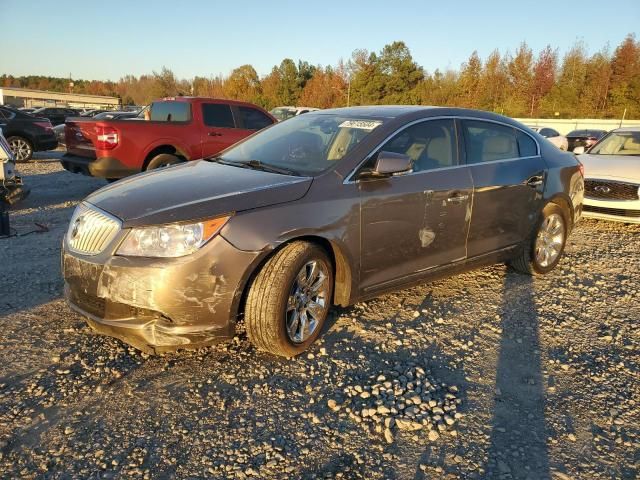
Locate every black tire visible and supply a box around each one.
[145,153,182,170]
[510,202,569,275]
[6,136,33,162]
[245,241,334,357]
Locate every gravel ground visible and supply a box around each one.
[0,157,638,479]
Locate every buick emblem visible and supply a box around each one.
[594,185,611,194]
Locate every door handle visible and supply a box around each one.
[208,131,222,137]
[446,193,469,203]
[526,175,544,187]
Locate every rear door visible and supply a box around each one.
[358,118,473,291]
[200,102,246,157]
[461,119,546,258]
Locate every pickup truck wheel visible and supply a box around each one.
[146,153,182,170]
[509,203,568,275]
[7,136,33,162]
[245,241,333,358]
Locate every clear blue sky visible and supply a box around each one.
[3,0,639,81]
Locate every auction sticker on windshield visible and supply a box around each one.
[339,120,383,131]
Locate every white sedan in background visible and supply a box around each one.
[575,127,640,224]
[529,126,569,151]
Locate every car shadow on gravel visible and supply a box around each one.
[476,271,552,479]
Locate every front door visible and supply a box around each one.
[358,119,473,291]
[461,119,546,258]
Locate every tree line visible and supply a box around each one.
[2,34,639,119]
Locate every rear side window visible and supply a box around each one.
[238,107,273,130]
[150,101,191,122]
[462,120,519,164]
[202,104,235,128]
[516,130,538,157]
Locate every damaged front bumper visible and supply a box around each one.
[62,235,260,353]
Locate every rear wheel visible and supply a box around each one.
[7,136,33,162]
[245,241,333,357]
[145,153,182,170]
[510,203,568,275]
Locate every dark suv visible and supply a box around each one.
[62,107,584,357]
[0,107,58,161]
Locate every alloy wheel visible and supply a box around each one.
[285,260,329,343]
[534,213,565,268]
[8,138,32,161]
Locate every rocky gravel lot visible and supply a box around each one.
[0,156,638,479]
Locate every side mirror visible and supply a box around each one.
[573,146,585,154]
[359,151,412,179]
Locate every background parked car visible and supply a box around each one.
[30,107,80,126]
[0,106,57,161]
[18,107,37,114]
[566,129,608,152]
[528,126,568,150]
[270,106,320,122]
[61,97,276,179]
[576,127,640,224]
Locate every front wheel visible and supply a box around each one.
[7,136,33,162]
[510,203,568,275]
[245,241,333,357]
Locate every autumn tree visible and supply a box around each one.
[608,34,640,118]
[223,65,261,102]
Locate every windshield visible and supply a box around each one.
[589,131,640,156]
[218,114,384,175]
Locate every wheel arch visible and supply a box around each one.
[545,193,574,230]
[234,235,354,324]
[142,144,189,170]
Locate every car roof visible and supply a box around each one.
[310,106,529,127]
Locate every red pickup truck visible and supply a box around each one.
[61,97,276,179]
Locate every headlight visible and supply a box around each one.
[116,215,231,258]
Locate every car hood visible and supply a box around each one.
[577,153,640,183]
[86,160,313,227]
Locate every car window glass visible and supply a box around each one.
[516,130,537,157]
[150,101,191,122]
[463,120,519,163]
[377,119,457,172]
[202,103,235,128]
[221,114,384,175]
[238,107,273,130]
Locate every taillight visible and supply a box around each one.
[95,125,119,150]
[34,121,53,132]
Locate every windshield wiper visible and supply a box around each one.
[205,156,298,175]
[237,159,298,176]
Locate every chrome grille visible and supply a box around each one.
[584,180,639,201]
[66,203,120,255]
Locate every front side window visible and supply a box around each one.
[238,107,273,130]
[150,101,191,122]
[377,119,457,172]
[202,103,235,128]
[463,120,519,163]
[220,114,385,175]
[589,131,640,156]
